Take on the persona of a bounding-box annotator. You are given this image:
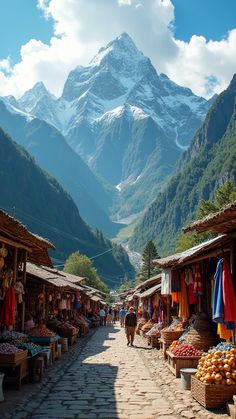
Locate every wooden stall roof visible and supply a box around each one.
[183,200,236,234]
[135,274,162,291]
[90,295,101,302]
[0,209,54,267]
[139,283,161,298]
[26,263,84,291]
[153,234,229,268]
[62,272,85,284]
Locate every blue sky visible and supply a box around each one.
[0,0,236,99]
[172,0,236,41]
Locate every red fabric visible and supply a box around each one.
[4,287,15,326]
[171,292,180,303]
[188,283,197,304]
[222,259,236,323]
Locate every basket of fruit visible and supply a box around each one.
[192,343,236,408]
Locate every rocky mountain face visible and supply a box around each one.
[0,99,122,236]
[130,74,236,256]
[9,33,212,221]
[0,127,135,285]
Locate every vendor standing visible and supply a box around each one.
[125,307,137,346]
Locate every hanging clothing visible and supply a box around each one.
[161,269,171,295]
[217,323,232,341]
[193,264,203,296]
[4,286,15,326]
[171,292,180,304]
[170,270,180,292]
[213,258,224,323]
[222,258,236,325]
[179,273,189,319]
[188,283,197,304]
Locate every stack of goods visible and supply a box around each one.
[169,340,181,350]
[0,342,28,362]
[195,343,236,385]
[28,325,56,342]
[136,318,147,335]
[184,314,217,351]
[170,343,203,357]
[57,322,78,337]
[146,322,163,337]
[14,340,43,357]
[161,319,184,343]
[0,331,27,342]
[141,320,155,337]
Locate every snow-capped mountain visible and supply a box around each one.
[5,33,213,221]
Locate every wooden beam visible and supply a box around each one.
[0,235,32,252]
[13,247,18,283]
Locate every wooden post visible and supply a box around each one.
[230,238,236,291]
[167,295,171,326]
[21,251,27,333]
[13,247,18,283]
[42,284,46,320]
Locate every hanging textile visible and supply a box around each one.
[222,258,236,325]
[213,258,224,323]
[170,270,180,292]
[193,264,203,296]
[179,273,189,319]
[4,286,16,326]
[161,269,171,295]
[217,323,232,341]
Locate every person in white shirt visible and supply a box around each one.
[99,308,106,326]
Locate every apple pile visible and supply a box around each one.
[171,343,203,357]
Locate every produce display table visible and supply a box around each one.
[166,350,201,378]
[29,336,59,363]
[147,336,160,348]
[159,338,171,360]
[0,356,30,390]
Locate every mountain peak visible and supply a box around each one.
[90,32,144,68]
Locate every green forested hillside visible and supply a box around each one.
[0,128,135,286]
[130,74,236,256]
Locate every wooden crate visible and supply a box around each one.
[0,350,28,364]
[150,336,160,348]
[166,350,200,378]
[191,376,236,409]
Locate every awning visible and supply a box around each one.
[139,283,161,298]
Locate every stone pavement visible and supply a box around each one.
[0,325,230,419]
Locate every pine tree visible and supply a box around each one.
[140,241,160,279]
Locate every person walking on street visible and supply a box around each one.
[119,307,126,327]
[125,306,137,346]
[99,307,106,326]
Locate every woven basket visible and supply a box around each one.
[185,329,217,351]
[161,330,183,343]
[191,376,236,409]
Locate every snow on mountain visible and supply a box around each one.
[4,32,214,221]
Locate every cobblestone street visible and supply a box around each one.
[0,325,229,419]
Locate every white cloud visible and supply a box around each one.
[0,0,235,99]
